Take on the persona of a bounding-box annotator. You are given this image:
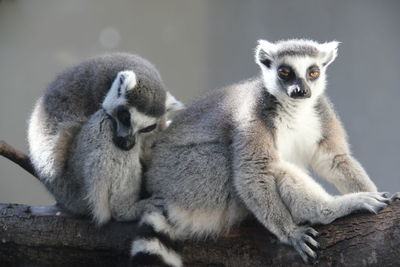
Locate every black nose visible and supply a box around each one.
[290,88,311,99]
[113,136,136,151]
[289,78,311,99]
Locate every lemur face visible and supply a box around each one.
[102,71,165,151]
[255,39,339,100]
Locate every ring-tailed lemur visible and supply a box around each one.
[130,40,399,266]
[28,53,183,224]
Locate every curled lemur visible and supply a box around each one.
[130,39,400,266]
[28,53,183,224]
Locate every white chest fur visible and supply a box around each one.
[274,101,322,169]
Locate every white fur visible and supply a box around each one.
[230,84,258,128]
[166,91,185,113]
[167,203,246,240]
[129,107,157,131]
[102,70,136,112]
[28,98,57,180]
[141,212,175,238]
[274,100,322,169]
[253,39,337,169]
[28,98,80,181]
[87,179,111,225]
[318,41,340,66]
[131,239,183,267]
[255,39,337,102]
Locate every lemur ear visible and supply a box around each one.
[165,91,184,119]
[319,41,340,67]
[255,40,277,69]
[119,71,137,92]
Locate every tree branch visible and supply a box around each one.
[0,140,37,178]
[1,141,399,266]
[0,202,399,266]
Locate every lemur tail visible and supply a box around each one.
[130,211,183,267]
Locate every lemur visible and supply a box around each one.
[28,53,183,224]
[130,40,399,266]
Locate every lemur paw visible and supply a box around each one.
[357,192,390,214]
[116,70,137,92]
[390,192,400,201]
[289,226,319,263]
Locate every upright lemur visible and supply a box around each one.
[131,40,399,266]
[28,53,183,224]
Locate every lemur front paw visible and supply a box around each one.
[356,192,390,214]
[289,226,319,263]
[390,192,400,201]
[116,70,137,92]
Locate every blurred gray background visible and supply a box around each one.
[0,0,399,205]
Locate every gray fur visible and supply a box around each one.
[131,39,398,264]
[43,53,166,122]
[28,53,183,224]
[277,43,319,58]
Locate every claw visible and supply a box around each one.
[301,242,317,259]
[306,227,319,237]
[292,241,310,263]
[364,204,378,214]
[380,197,391,204]
[290,227,319,263]
[303,234,320,249]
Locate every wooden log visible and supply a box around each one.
[0,201,399,267]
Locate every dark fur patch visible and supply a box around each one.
[257,86,279,133]
[139,163,151,199]
[126,81,166,117]
[258,49,272,68]
[130,252,174,267]
[277,45,318,58]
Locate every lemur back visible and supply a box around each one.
[130,40,398,266]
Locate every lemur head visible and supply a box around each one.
[102,70,183,151]
[255,39,339,100]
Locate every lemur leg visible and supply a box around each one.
[312,101,379,194]
[232,128,319,262]
[310,107,399,202]
[233,164,319,262]
[275,162,390,225]
[312,151,378,193]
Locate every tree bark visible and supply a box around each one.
[0,202,399,267]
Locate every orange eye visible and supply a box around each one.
[309,71,319,78]
[279,71,289,77]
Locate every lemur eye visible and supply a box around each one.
[139,124,157,133]
[116,108,131,127]
[307,66,320,80]
[308,71,320,79]
[279,71,289,77]
[278,66,293,80]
